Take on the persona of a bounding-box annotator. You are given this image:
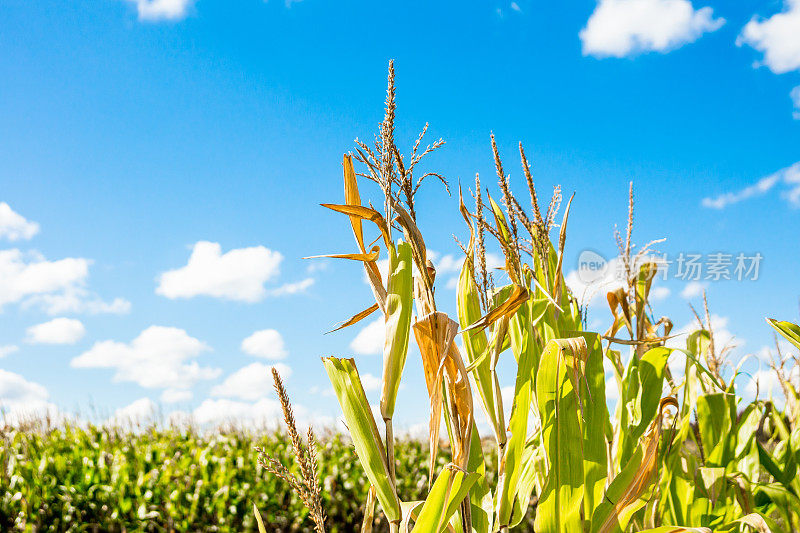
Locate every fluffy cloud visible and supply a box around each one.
[565,255,626,308]
[0,249,128,315]
[71,326,220,390]
[702,162,800,209]
[738,0,800,74]
[0,203,39,241]
[156,241,287,302]
[211,362,292,401]
[650,286,671,301]
[580,0,724,58]
[680,280,706,299]
[160,388,193,403]
[25,318,86,345]
[126,0,194,22]
[360,372,382,391]
[350,318,384,355]
[192,398,288,428]
[107,398,158,426]
[241,329,288,360]
[0,250,87,308]
[667,314,740,357]
[0,369,58,424]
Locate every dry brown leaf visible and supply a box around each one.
[328,303,380,333]
[597,397,679,533]
[462,284,529,334]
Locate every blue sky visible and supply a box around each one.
[0,0,798,431]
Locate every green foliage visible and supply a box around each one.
[0,425,450,532]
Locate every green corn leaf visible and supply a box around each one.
[411,465,480,533]
[572,331,610,518]
[322,357,401,523]
[616,346,671,468]
[497,299,538,528]
[457,249,504,442]
[380,239,413,421]
[533,338,587,533]
[766,318,800,351]
[697,392,736,467]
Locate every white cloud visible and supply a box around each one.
[0,249,127,315]
[192,397,289,428]
[0,203,39,241]
[580,0,724,58]
[0,250,87,308]
[510,2,521,12]
[270,277,315,296]
[0,345,18,358]
[0,369,58,424]
[71,326,220,390]
[650,286,671,301]
[211,362,292,401]
[360,372,382,391]
[680,280,706,299]
[793,86,800,119]
[25,318,86,345]
[605,376,620,401]
[127,0,194,21]
[702,162,800,209]
[156,241,283,302]
[107,398,158,426]
[241,329,288,360]
[161,388,193,403]
[667,313,740,356]
[738,0,800,74]
[350,318,384,355]
[565,255,626,308]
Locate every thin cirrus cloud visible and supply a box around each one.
[0,202,39,241]
[580,0,724,58]
[126,0,194,22]
[702,162,800,209]
[71,325,221,390]
[156,241,313,302]
[211,362,292,401]
[25,317,86,345]
[241,329,288,360]
[792,86,800,119]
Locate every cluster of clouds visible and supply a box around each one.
[0,201,316,428]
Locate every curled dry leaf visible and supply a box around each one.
[462,284,529,334]
[413,312,474,480]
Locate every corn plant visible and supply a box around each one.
[309,63,716,533]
